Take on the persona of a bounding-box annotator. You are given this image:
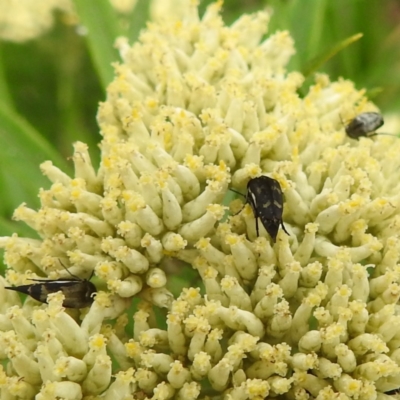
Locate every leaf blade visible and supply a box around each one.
[302,33,363,78]
[72,0,122,89]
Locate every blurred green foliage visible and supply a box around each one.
[0,0,399,240]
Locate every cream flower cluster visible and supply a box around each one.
[0,0,137,42]
[1,0,400,398]
[0,0,73,42]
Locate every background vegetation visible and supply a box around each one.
[0,0,399,242]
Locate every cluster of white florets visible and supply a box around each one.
[1,1,400,399]
[0,0,136,42]
[0,0,73,42]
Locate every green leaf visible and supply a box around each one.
[0,215,38,238]
[127,0,150,42]
[302,33,363,78]
[0,46,14,111]
[304,0,329,60]
[0,105,71,213]
[365,87,383,100]
[72,0,122,89]
[0,106,69,170]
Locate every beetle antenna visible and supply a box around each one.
[58,259,81,280]
[281,222,290,236]
[370,132,398,137]
[230,188,245,197]
[229,187,247,217]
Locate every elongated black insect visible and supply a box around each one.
[232,176,289,242]
[345,112,384,139]
[5,269,96,308]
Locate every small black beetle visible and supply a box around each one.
[232,176,289,242]
[345,112,384,139]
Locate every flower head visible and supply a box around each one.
[0,0,73,42]
[0,0,137,42]
[1,1,400,398]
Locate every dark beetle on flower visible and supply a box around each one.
[232,175,289,242]
[345,112,384,139]
[5,270,96,308]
